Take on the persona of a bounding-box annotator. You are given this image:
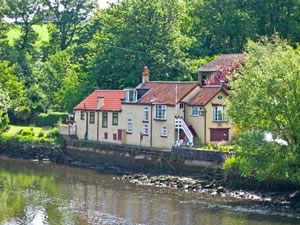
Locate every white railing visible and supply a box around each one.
[175,117,193,146]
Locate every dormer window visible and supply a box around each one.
[125,89,137,103]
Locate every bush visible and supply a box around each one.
[21,129,33,136]
[37,130,44,137]
[15,106,31,124]
[46,128,59,138]
[37,112,69,127]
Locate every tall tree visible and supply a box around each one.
[3,0,45,50]
[227,36,300,146]
[45,0,97,50]
[88,0,192,90]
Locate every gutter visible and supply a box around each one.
[150,104,153,148]
[97,111,99,141]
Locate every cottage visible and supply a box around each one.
[72,58,235,149]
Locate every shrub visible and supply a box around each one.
[46,128,59,138]
[15,106,31,124]
[16,129,24,135]
[21,129,33,136]
[207,144,214,150]
[37,130,44,138]
[37,112,69,127]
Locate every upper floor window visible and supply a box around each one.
[112,112,118,125]
[154,105,167,120]
[125,89,137,102]
[90,112,95,124]
[144,106,149,121]
[191,106,198,116]
[102,112,108,128]
[81,111,85,120]
[127,119,133,133]
[212,106,227,121]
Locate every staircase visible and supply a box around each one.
[175,117,194,146]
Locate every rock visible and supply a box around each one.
[217,186,224,193]
[289,190,300,204]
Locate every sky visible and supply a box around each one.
[98,0,119,8]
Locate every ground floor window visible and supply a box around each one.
[161,126,168,137]
[143,124,149,135]
[104,132,108,139]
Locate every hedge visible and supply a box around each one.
[37,112,69,127]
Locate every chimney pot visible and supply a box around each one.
[142,66,150,83]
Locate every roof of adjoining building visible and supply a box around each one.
[188,86,229,106]
[74,90,125,111]
[197,54,244,72]
[136,81,200,105]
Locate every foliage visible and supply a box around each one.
[37,112,69,127]
[44,0,97,50]
[14,106,31,124]
[0,111,9,132]
[225,130,300,183]
[227,36,300,146]
[0,88,10,112]
[45,127,59,138]
[205,61,243,86]
[20,129,33,136]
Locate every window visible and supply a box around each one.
[161,126,168,137]
[191,106,198,116]
[81,111,85,120]
[212,106,227,121]
[90,112,95,124]
[154,105,167,120]
[102,112,108,128]
[143,106,149,121]
[104,132,108,139]
[112,112,118,125]
[113,133,117,140]
[125,89,137,102]
[127,119,133,133]
[143,124,149,135]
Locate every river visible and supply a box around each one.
[0,158,299,225]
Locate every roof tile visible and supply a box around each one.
[188,86,227,106]
[74,90,125,111]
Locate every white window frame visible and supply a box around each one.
[125,89,137,103]
[212,106,227,121]
[143,106,149,121]
[191,106,198,116]
[127,119,133,133]
[161,126,168,137]
[143,124,149,135]
[154,105,167,120]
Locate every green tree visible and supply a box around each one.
[0,88,10,132]
[14,106,31,125]
[0,61,24,106]
[226,36,300,182]
[45,0,97,51]
[3,0,45,50]
[89,0,192,90]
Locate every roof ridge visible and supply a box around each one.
[95,90,125,92]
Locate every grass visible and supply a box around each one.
[7,24,49,46]
[6,125,50,136]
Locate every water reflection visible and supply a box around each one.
[0,158,298,225]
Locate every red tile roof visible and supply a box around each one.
[197,54,244,72]
[74,90,125,111]
[137,82,200,105]
[188,86,228,106]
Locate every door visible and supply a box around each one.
[210,128,229,141]
[179,103,185,119]
[118,129,122,141]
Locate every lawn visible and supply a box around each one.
[7,24,49,46]
[6,125,50,136]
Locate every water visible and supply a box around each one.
[0,158,299,225]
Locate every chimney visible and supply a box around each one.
[97,95,104,109]
[220,80,225,89]
[142,66,150,83]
